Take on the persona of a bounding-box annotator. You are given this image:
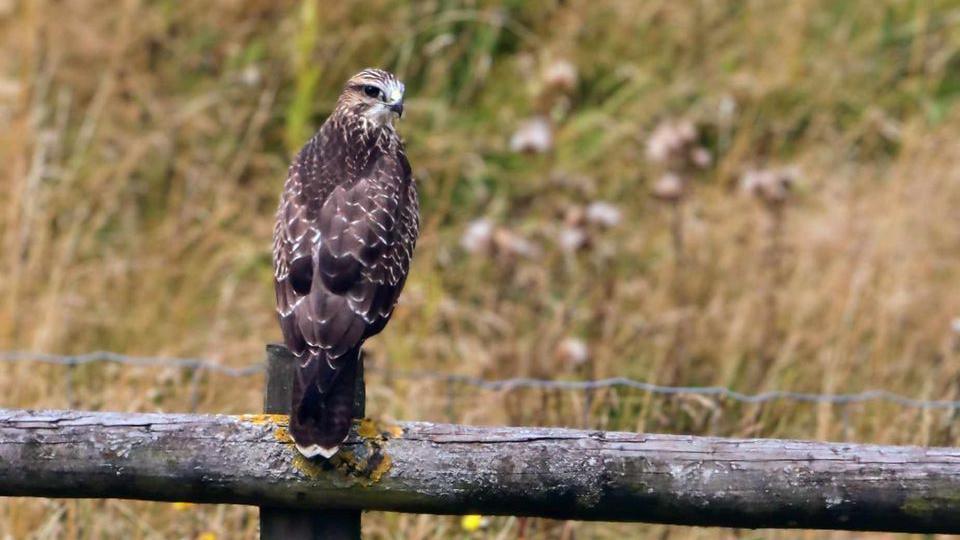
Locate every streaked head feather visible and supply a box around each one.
[336,68,405,128]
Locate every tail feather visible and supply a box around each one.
[289,349,359,458]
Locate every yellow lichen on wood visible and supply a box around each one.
[285,423,394,485]
[237,414,288,426]
[236,414,292,445]
[356,418,380,439]
[332,449,366,476]
[350,418,395,485]
[354,418,403,441]
[331,449,393,487]
[369,453,392,483]
[237,414,290,445]
[292,453,324,479]
[273,425,291,443]
[384,424,403,439]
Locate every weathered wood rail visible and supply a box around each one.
[0,407,959,533]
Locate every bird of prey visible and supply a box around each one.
[272,68,419,458]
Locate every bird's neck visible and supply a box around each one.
[328,111,397,167]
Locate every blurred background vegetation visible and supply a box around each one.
[3,0,960,538]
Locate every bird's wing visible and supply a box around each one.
[354,172,419,337]
[275,150,416,391]
[311,157,417,347]
[273,162,319,358]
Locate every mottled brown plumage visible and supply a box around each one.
[272,69,418,458]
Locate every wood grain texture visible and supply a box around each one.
[0,407,958,533]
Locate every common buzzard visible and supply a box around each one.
[273,68,419,458]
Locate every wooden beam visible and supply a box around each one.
[260,344,363,539]
[0,407,958,533]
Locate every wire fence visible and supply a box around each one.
[2,349,959,411]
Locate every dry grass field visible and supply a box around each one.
[2,0,960,538]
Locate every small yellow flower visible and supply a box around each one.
[172,502,194,511]
[461,514,484,532]
[197,532,217,540]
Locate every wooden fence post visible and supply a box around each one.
[260,344,363,539]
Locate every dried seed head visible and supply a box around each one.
[564,205,586,227]
[542,58,578,94]
[585,201,622,228]
[492,228,538,258]
[741,167,799,205]
[461,219,495,254]
[510,116,553,154]
[558,226,589,253]
[240,65,262,87]
[651,172,686,202]
[690,146,712,168]
[646,119,699,165]
[556,337,589,368]
[461,219,540,259]
[719,94,737,120]
[645,118,712,181]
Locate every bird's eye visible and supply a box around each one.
[362,85,382,99]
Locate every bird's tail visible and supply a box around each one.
[289,349,359,459]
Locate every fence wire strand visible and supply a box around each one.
[1,350,958,410]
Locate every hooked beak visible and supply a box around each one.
[389,100,404,118]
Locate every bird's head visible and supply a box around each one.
[337,68,405,129]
